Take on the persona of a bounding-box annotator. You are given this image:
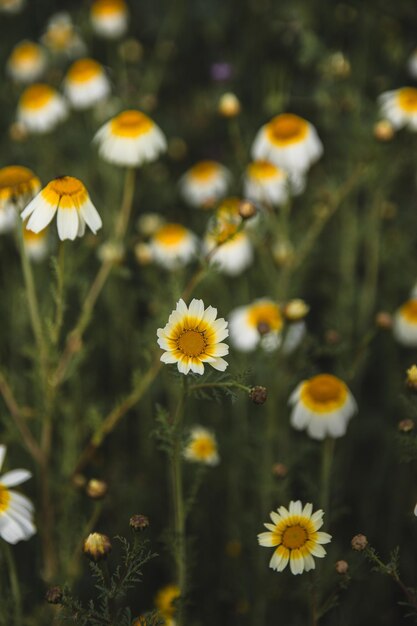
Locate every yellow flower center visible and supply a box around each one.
[247,160,282,181]
[400,299,417,323]
[20,84,55,110]
[43,176,88,209]
[282,524,308,549]
[110,110,153,138]
[154,224,187,247]
[301,374,347,413]
[67,58,102,83]
[0,484,10,514]
[247,302,282,332]
[266,113,309,146]
[0,165,36,191]
[398,88,417,113]
[177,329,206,357]
[92,0,127,16]
[216,197,241,220]
[11,41,41,64]
[189,161,220,182]
[191,436,216,459]
[155,584,180,617]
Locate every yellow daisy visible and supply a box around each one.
[7,40,46,83]
[180,160,231,208]
[41,12,86,57]
[258,500,331,575]
[150,223,198,269]
[289,374,357,440]
[251,113,323,174]
[0,444,36,544]
[64,58,110,110]
[157,298,229,375]
[378,88,417,130]
[0,165,41,233]
[393,299,417,346]
[94,109,167,167]
[91,0,129,39]
[17,83,68,134]
[183,426,220,466]
[21,176,102,241]
[244,160,290,207]
[154,584,180,619]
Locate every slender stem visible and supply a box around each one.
[320,438,335,515]
[365,547,417,612]
[188,381,250,393]
[115,167,136,239]
[3,542,22,626]
[51,241,66,346]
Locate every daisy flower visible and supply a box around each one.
[0,0,25,13]
[90,0,129,39]
[94,109,167,167]
[17,83,68,134]
[7,41,47,84]
[179,160,231,208]
[157,298,229,375]
[64,58,110,110]
[203,198,254,275]
[23,224,49,262]
[0,165,41,233]
[183,426,220,466]
[244,160,290,207]
[393,299,417,346]
[229,299,283,352]
[289,374,357,440]
[378,88,417,131]
[0,445,36,544]
[41,12,86,58]
[150,223,198,269]
[258,500,331,575]
[251,113,323,174]
[155,584,180,620]
[21,176,102,241]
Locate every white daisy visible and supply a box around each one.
[150,223,198,269]
[183,426,220,466]
[90,0,129,39]
[23,225,49,262]
[378,88,417,131]
[157,298,229,375]
[41,12,86,58]
[64,58,110,110]
[229,299,283,352]
[180,161,231,208]
[393,299,417,346]
[0,445,36,544]
[17,83,68,134]
[7,40,47,84]
[0,165,41,234]
[244,160,290,207]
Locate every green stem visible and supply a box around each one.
[320,438,335,515]
[51,241,66,346]
[188,381,250,393]
[115,167,136,239]
[3,543,22,626]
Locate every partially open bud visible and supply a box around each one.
[45,586,63,605]
[284,299,309,322]
[83,532,112,561]
[406,365,417,391]
[398,418,414,433]
[375,311,393,330]
[335,560,349,574]
[374,119,394,142]
[249,386,267,405]
[86,478,108,500]
[238,200,257,220]
[351,533,368,551]
[130,514,150,532]
[218,92,241,117]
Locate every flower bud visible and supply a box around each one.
[272,462,288,478]
[351,533,368,551]
[406,365,417,391]
[86,478,108,500]
[374,120,394,142]
[375,311,393,330]
[398,418,414,433]
[218,92,241,117]
[134,242,153,266]
[284,299,309,322]
[238,200,257,220]
[45,586,63,605]
[83,532,112,561]
[335,559,349,574]
[249,386,267,405]
[130,514,150,532]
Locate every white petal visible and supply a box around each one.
[1,469,32,487]
[0,446,6,472]
[57,207,79,241]
[258,531,277,547]
[79,198,102,234]
[210,357,228,372]
[26,200,57,233]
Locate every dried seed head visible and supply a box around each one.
[351,533,368,551]
[375,311,393,330]
[335,559,349,574]
[130,514,150,532]
[45,586,63,605]
[83,532,112,561]
[218,92,241,117]
[86,478,108,500]
[398,418,414,433]
[249,386,267,405]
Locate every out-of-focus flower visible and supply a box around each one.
[406,365,417,391]
[17,83,68,134]
[83,532,112,561]
[134,242,153,265]
[203,197,254,275]
[97,241,124,264]
[150,223,198,269]
[335,560,349,574]
[157,298,229,375]
[351,534,367,551]
[0,165,41,233]
[408,49,417,78]
[94,109,167,167]
[183,426,219,466]
[393,299,417,346]
[378,88,417,131]
[179,160,231,208]
[218,92,241,117]
[251,113,323,174]
[244,160,290,207]
[137,212,165,237]
[398,418,414,432]
[155,584,180,619]
[90,0,129,39]
[85,479,108,499]
[7,41,47,83]
[64,58,110,110]
[41,12,86,58]
[289,374,357,440]
[210,62,233,82]
[258,500,331,575]
[0,0,25,13]
[284,299,310,322]
[229,299,283,352]
[0,444,36,544]
[375,311,393,330]
[373,119,394,141]
[21,176,102,241]
[23,224,49,262]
